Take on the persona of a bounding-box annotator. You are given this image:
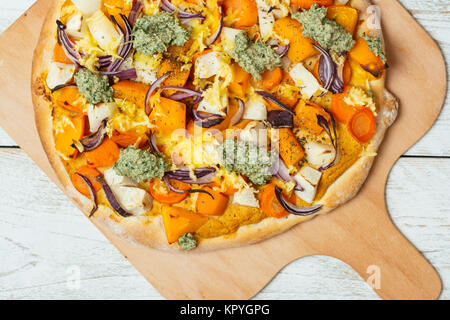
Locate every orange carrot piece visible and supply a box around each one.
[112,80,150,108]
[196,187,229,216]
[55,115,86,158]
[273,17,317,63]
[277,128,304,167]
[330,87,359,124]
[71,165,102,196]
[85,137,120,167]
[52,86,87,114]
[223,0,258,28]
[342,59,352,85]
[149,178,189,205]
[349,38,385,78]
[259,184,289,218]
[347,107,376,143]
[161,205,208,243]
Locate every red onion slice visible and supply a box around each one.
[101,68,137,81]
[161,86,202,102]
[128,1,144,26]
[165,167,216,184]
[56,20,80,65]
[160,0,205,19]
[192,109,225,128]
[163,177,214,198]
[145,73,172,115]
[95,175,132,217]
[230,98,245,126]
[275,158,294,182]
[74,173,98,217]
[267,110,293,128]
[314,44,335,91]
[275,44,290,57]
[256,91,295,115]
[275,186,322,216]
[206,7,223,46]
[50,83,77,93]
[73,119,108,152]
[316,113,339,170]
[108,14,133,72]
[149,134,161,153]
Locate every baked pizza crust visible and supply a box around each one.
[31,0,398,251]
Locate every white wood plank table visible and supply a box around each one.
[0,0,448,300]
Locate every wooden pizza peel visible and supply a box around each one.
[0,0,446,299]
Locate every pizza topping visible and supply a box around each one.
[293,4,354,53]
[73,172,99,217]
[219,140,277,186]
[293,166,322,203]
[362,34,386,63]
[95,174,132,217]
[275,186,322,214]
[46,62,76,91]
[113,146,169,183]
[72,0,101,16]
[132,12,192,56]
[230,31,282,80]
[74,68,113,104]
[267,110,294,129]
[178,233,197,251]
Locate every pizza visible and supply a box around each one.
[32,0,398,251]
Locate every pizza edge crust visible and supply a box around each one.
[31,0,398,252]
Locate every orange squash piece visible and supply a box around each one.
[112,80,150,108]
[294,99,331,135]
[53,43,73,64]
[149,97,187,136]
[55,115,86,158]
[274,17,317,63]
[71,165,102,196]
[349,38,385,78]
[326,5,359,35]
[52,86,87,114]
[259,184,289,218]
[85,137,120,167]
[161,205,208,243]
[196,187,229,216]
[290,0,333,9]
[223,0,258,28]
[228,63,251,98]
[149,178,189,205]
[277,128,304,167]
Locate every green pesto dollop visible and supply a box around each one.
[293,4,355,53]
[132,12,192,56]
[231,31,282,80]
[74,68,113,104]
[178,233,197,251]
[362,34,386,62]
[113,146,169,182]
[219,139,277,186]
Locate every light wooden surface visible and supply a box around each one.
[0,0,449,300]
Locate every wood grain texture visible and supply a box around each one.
[0,149,448,299]
[0,0,448,299]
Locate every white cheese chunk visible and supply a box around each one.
[86,10,120,50]
[221,27,242,55]
[46,62,76,90]
[289,63,325,99]
[103,168,138,187]
[66,14,84,38]
[113,186,153,215]
[243,94,267,121]
[304,141,336,168]
[87,102,117,132]
[195,51,224,79]
[255,0,275,40]
[232,187,260,208]
[294,166,322,203]
[72,0,102,16]
[133,60,158,85]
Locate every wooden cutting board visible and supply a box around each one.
[0,0,446,300]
